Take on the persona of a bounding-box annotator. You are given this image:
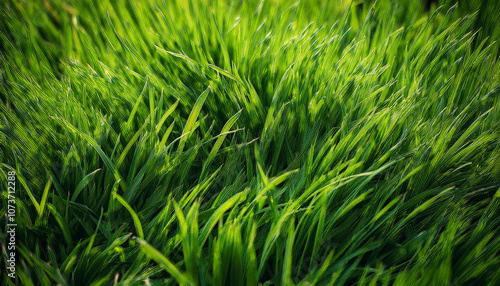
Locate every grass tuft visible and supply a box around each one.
[1,0,500,285]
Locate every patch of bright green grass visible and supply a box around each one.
[1,0,500,285]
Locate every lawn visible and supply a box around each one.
[1,0,500,285]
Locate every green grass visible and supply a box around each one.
[1,0,500,285]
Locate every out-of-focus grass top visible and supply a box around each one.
[1,0,500,285]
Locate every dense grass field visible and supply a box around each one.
[1,0,500,285]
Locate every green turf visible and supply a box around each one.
[1,0,500,285]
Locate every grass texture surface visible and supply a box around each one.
[1,0,500,285]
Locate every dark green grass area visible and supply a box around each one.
[1,0,500,285]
